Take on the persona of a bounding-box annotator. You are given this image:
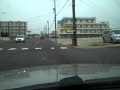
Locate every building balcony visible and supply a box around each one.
[59,27,110,30]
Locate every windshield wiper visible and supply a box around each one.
[8,76,120,90]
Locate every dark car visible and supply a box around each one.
[40,36,44,39]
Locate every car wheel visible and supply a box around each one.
[111,38,114,44]
[103,38,106,43]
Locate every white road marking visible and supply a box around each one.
[50,47,55,49]
[0,47,68,51]
[8,48,16,50]
[21,48,29,50]
[35,48,42,50]
[60,47,68,49]
[0,48,3,50]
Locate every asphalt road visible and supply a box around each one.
[0,38,120,71]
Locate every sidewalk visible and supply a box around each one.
[50,37,120,48]
[0,37,11,42]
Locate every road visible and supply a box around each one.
[0,38,120,71]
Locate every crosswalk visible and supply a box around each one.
[0,47,68,51]
[8,48,17,50]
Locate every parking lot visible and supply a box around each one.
[51,37,120,48]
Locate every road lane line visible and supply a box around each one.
[50,47,55,49]
[0,48,3,50]
[8,48,16,50]
[60,47,68,49]
[21,48,29,50]
[35,48,42,50]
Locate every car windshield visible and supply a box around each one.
[16,36,24,38]
[111,30,120,34]
[0,0,120,89]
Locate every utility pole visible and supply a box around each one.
[0,12,6,40]
[47,20,49,39]
[72,0,77,46]
[44,26,47,37]
[53,0,57,41]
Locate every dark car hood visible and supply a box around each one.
[0,64,120,89]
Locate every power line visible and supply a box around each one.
[28,14,53,23]
[56,0,69,16]
[22,12,53,22]
[87,0,120,21]
[49,20,54,30]
[80,0,120,24]
[114,0,120,7]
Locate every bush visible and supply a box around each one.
[1,32,9,37]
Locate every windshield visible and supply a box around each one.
[111,30,120,34]
[16,36,24,38]
[0,0,120,89]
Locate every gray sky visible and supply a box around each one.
[0,0,120,34]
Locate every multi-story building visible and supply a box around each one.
[57,17,110,38]
[0,21,27,38]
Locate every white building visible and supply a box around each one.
[0,21,27,39]
[57,17,110,38]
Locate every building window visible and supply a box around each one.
[104,25,106,28]
[60,30,63,33]
[65,20,67,23]
[80,25,82,28]
[83,30,87,33]
[75,20,78,23]
[76,25,78,28]
[80,30,82,33]
[86,20,88,23]
[71,20,73,23]
[91,20,93,23]
[80,20,82,23]
[61,25,63,28]
[77,25,80,28]
[85,25,88,28]
[90,25,93,28]
[94,30,96,33]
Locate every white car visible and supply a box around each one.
[15,35,26,43]
[102,30,120,43]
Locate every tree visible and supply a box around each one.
[4,32,9,37]
[1,31,4,37]
[1,32,9,37]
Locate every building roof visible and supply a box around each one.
[0,21,27,23]
[63,17,96,20]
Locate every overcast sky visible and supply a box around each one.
[0,0,120,34]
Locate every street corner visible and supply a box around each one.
[72,42,120,49]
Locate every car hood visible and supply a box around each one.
[0,64,120,89]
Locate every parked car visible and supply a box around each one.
[102,30,120,43]
[15,35,26,43]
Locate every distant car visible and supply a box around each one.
[15,35,26,43]
[102,30,120,43]
[40,36,44,39]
